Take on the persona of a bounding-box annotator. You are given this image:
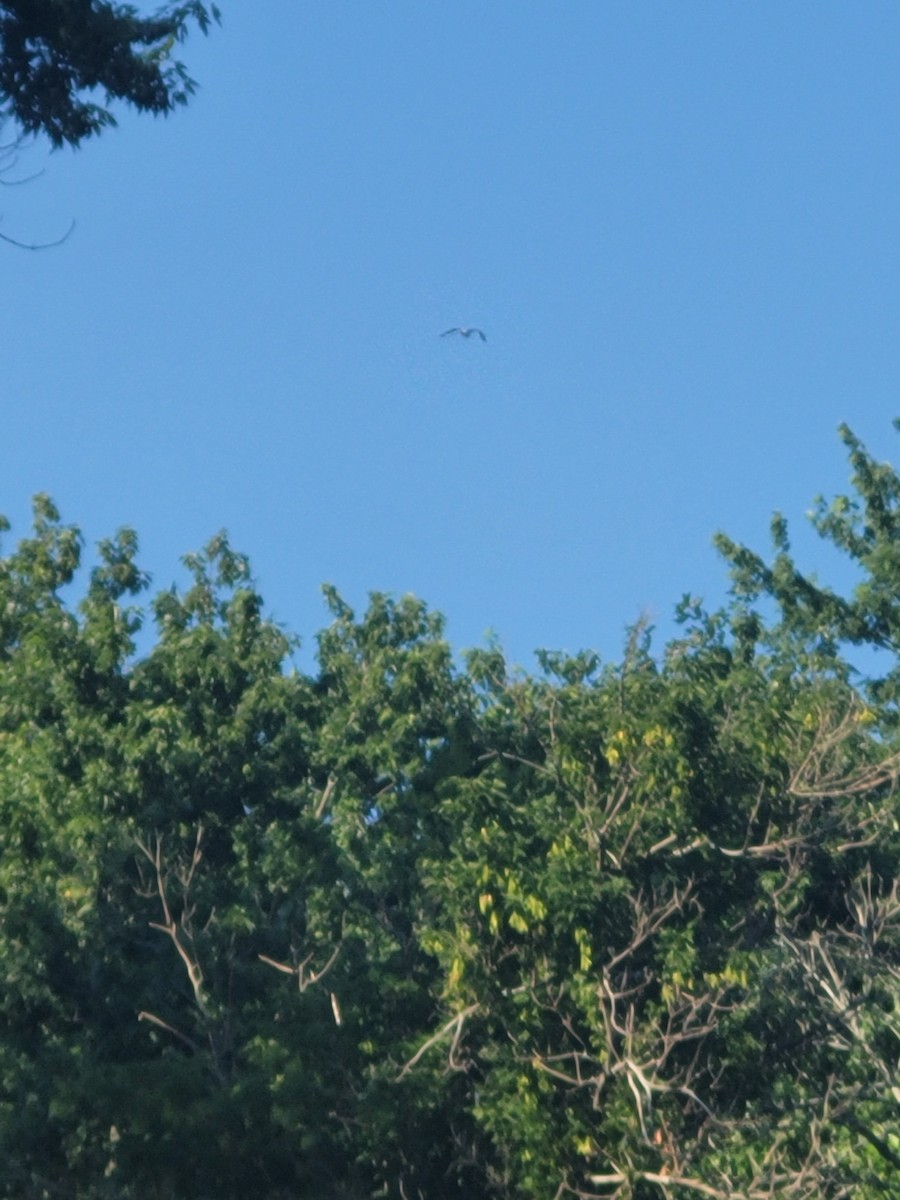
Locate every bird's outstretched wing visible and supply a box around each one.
[440,327,487,341]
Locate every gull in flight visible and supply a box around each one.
[441,326,486,342]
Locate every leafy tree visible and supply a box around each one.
[0,1,220,147]
[1,426,900,1197]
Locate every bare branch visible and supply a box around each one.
[258,941,342,992]
[314,773,338,820]
[137,828,208,1014]
[257,953,295,975]
[397,1005,479,1079]
[788,701,900,799]
[137,1009,201,1054]
[0,217,75,250]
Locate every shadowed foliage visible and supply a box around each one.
[0,1,219,147]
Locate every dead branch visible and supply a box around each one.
[137,1009,201,1054]
[605,883,695,972]
[136,827,208,1015]
[258,942,342,992]
[257,953,296,975]
[789,702,900,799]
[314,773,338,820]
[396,1004,479,1079]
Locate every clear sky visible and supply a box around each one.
[2,2,899,670]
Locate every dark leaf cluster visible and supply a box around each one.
[0,0,219,146]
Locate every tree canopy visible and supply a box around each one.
[0,1,219,147]
[1,426,900,1197]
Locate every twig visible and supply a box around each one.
[0,218,75,250]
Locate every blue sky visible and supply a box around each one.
[2,2,899,670]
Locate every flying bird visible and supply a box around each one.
[441,327,486,341]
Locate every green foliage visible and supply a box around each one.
[2,427,900,1196]
[0,1,220,147]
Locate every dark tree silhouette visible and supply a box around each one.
[0,1,219,148]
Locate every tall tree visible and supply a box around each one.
[1,426,900,1197]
